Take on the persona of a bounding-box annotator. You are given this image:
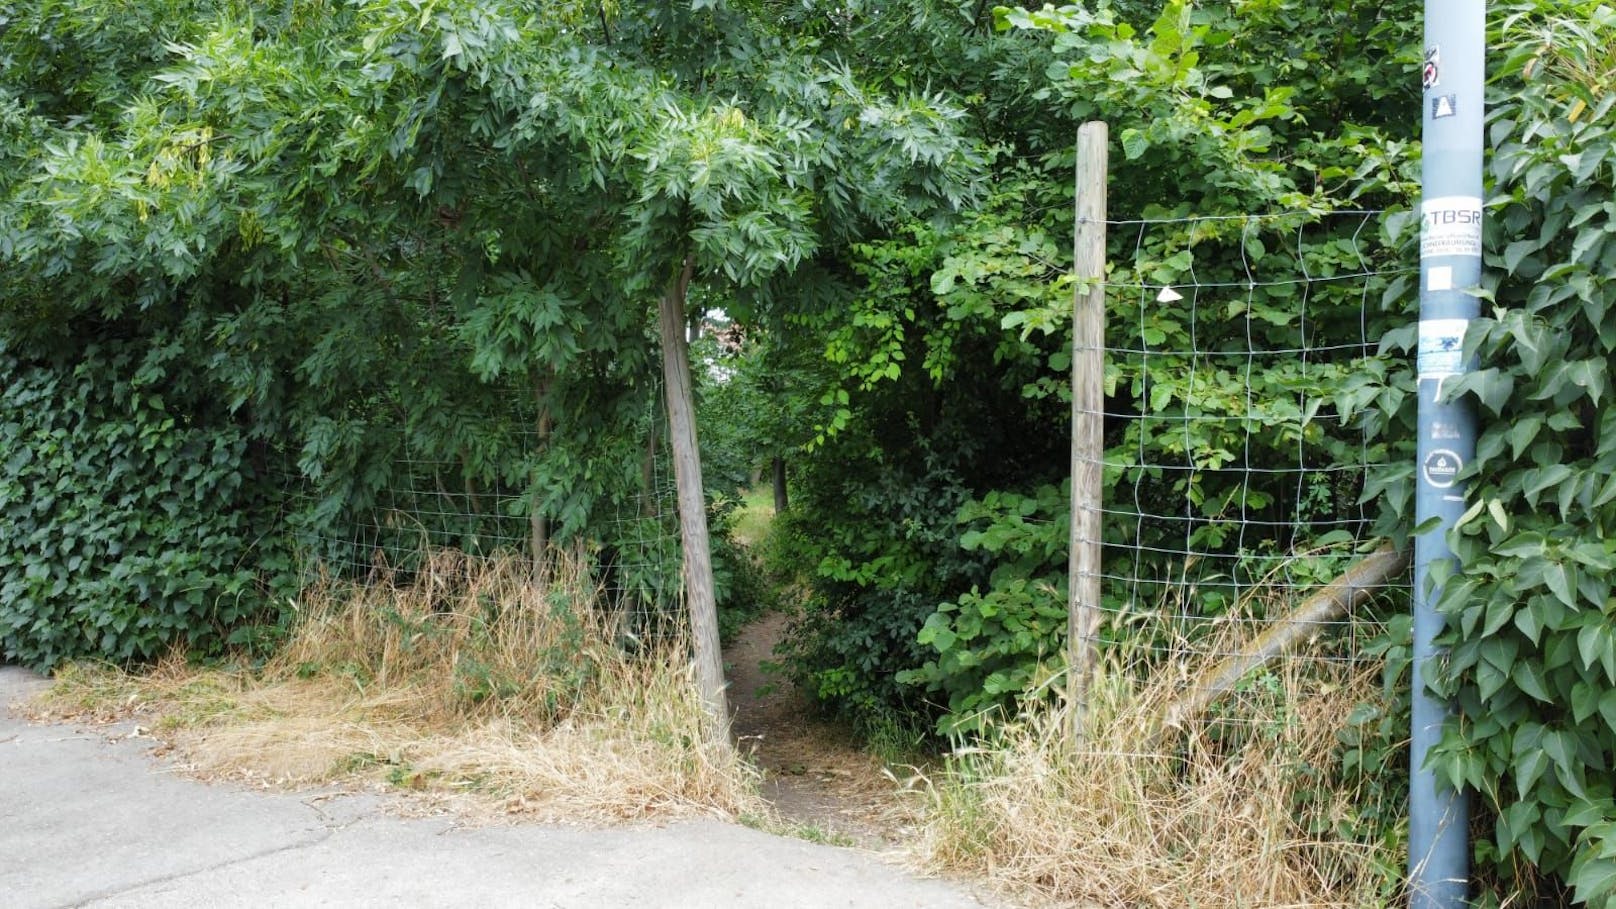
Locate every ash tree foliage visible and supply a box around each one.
[0,0,979,667]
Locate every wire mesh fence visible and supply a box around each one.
[281,429,687,637]
[1085,207,1409,731]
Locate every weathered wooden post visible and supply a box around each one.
[1069,121,1108,740]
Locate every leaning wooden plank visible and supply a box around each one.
[1158,545,1410,738]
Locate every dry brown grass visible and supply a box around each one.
[908,630,1404,908]
[35,547,1408,902]
[42,550,760,823]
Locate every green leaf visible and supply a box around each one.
[1504,799,1545,859]
[1487,498,1511,533]
[1482,596,1515,637]
[1563,799,1614,829]
[1546,562,1576,608]
[1514,659,1554,703]
[1546,730,1586,798]
[1120,128,1150,160]
[1503,238,1541,275]
[1575,682,1604,724]
[1601,690,1616,738]
[1580,622,1615,679]
[1571,856,1616,906]
[1515,604,1545,645]
[1526,465,1575,509]
[1517,748,1551,800]
[1510,414,1544,459]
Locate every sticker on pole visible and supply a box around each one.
[1417,318,1468,379]
[1421,196,1482,259]
[1423,449,1463,489]
[1423,46,1440,90]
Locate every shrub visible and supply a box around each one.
[0,341,286,669]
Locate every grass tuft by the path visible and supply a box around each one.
[909,652,1404,907]
[41,549,761,823]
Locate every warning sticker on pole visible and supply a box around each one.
[1421,196,1483,259]
[1418,318,1468,379]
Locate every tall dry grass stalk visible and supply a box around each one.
[47,549,760,823]
[911,615,1404,908]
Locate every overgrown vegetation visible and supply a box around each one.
[40,550,760,820]
[0,0,977,664]
[913,656,1403,908]
[0,340,290,668]
[775,0,1417,738]
[5,0,1616,904]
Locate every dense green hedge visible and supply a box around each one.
[0,342,284,669]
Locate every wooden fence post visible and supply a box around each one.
[1069,121,1108,741]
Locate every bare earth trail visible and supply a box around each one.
[725,612,916,849]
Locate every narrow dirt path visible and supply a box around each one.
[724,613,916,849]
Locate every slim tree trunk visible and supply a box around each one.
[462,455,480,553]
[771,456,788,514]
[641,405,661,519]
[529,371,553,581]
[657,256,729,745]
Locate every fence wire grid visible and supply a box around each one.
[283,437,685,633]
[1077,207,1410,729]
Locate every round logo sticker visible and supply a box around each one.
[1423,449,1463,489]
